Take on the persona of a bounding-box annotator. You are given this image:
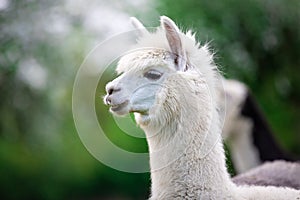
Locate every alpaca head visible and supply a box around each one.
[104,48,178,117]
[104,16,218,128]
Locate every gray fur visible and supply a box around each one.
[233,160,300,189]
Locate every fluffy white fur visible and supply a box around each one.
[104,16,300,199]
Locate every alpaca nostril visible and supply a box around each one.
[108,88,113,95]
[107,87,121,95]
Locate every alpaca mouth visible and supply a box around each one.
[110,100,129,112]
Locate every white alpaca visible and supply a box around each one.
[104,16,300,199]
[220,79,297,173]
[132,16,298,174]
[219,79,261,173]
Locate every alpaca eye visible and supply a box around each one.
[144,70,162,80]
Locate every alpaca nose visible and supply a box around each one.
[107,86,121,95]
[105,85,121,105]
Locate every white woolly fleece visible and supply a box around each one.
[112,17,300,199]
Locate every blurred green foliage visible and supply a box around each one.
[0,0,149,199]
[0,0,299,199]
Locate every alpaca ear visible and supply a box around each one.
[130,17,149,37]
[161,16,187,71]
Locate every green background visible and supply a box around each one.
[0,0,299,199]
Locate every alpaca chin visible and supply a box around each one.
[134,112,151,126]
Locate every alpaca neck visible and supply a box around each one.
[145,109,234,199]
[136,74,299,200]
[137,74,235,199]
[228,117,261,173]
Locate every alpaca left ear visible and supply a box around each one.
[130,17,149,37]
[161,16,187,71]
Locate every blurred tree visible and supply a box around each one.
[0,0,149,199]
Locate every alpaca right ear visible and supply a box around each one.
[130,17,149,37]
[161,16,187,71]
